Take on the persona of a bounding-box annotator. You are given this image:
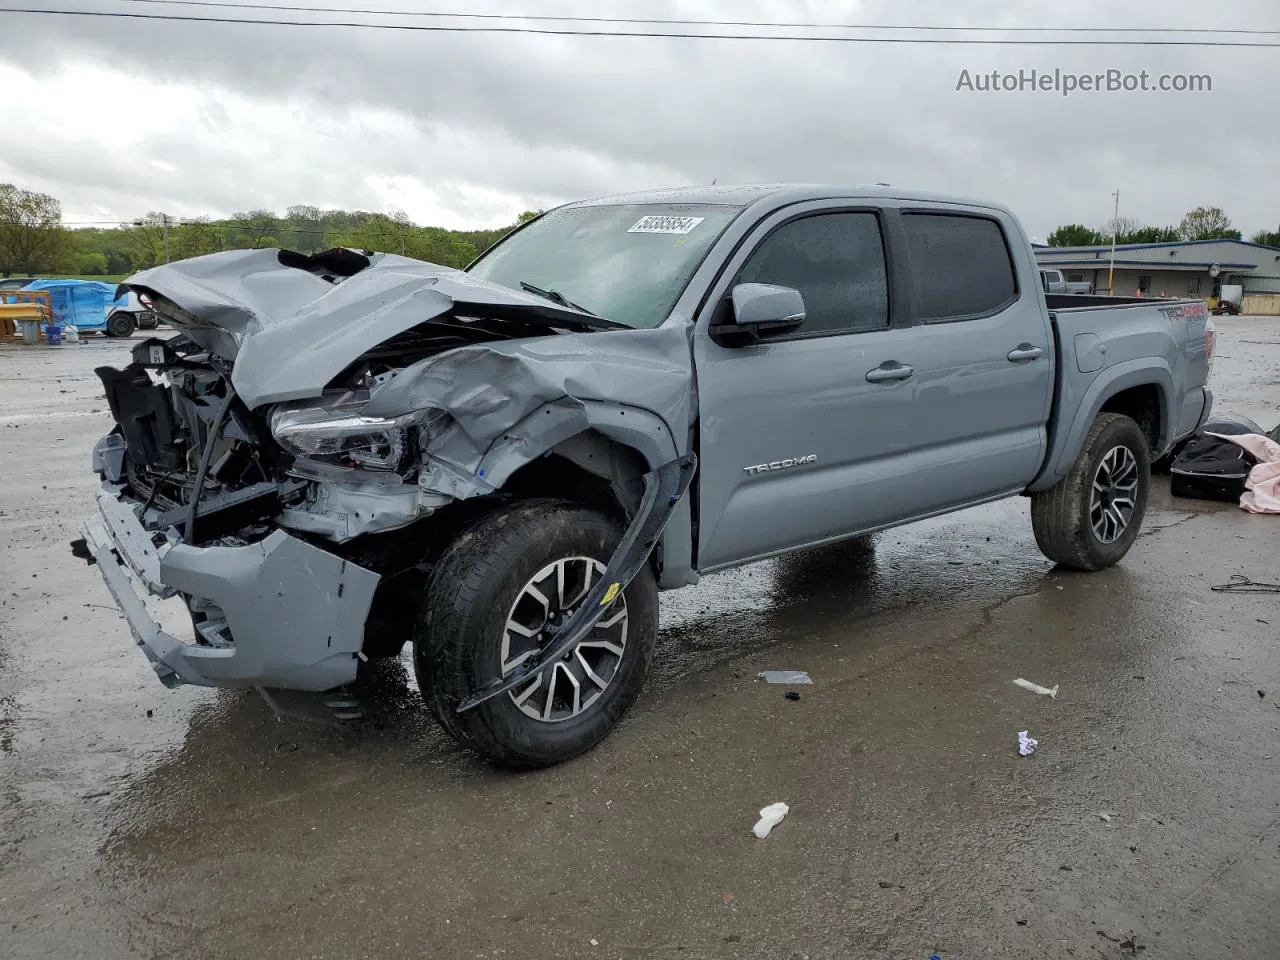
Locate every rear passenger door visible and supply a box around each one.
[892,208,1055,510]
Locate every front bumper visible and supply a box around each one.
[79,483,381,691]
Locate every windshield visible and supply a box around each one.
[466,202,744,329]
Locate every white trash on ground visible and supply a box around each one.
[752,802,790,838]
[1017,731,1038,756]
[757,671,812,684]
[1013,677,1059,698]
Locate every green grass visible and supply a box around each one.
[48,274,127,283]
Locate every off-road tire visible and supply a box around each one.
[414,499,658,770]
[105,312,135,338]
[1031,412,1150,572]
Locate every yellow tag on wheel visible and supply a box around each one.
[600,582,621,606]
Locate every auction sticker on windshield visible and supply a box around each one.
[628,215,705,234]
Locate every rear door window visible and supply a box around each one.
[901,213,1019,321]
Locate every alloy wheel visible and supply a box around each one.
[1090,445,1140,544]
[500,556,629,723]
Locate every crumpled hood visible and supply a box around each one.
[122,248,616,409]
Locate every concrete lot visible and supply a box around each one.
[1,319,1278,960]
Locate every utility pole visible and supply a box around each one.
[137,214,174,263]
[1107,189,1119,296]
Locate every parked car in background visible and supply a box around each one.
[106,289,159,337]
[1039,268,1094,294]
[76,184,1215,769]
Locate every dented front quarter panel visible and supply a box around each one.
[364,326,699,585]
[362,325,694,485]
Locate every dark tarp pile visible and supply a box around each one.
[1170,414,1280,513]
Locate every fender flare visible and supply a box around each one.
[470,401,696,589]
[1029,359,1174,493]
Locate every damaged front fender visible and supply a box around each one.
[360,331,693,499]
[271,324,697,553]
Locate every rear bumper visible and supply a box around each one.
[79,483,380,691]
[1197,387,1214,432]
[1179,385,1214,444]
[1153,386,1214,466]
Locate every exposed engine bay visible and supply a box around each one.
[95,335,295,546]
[94,306,587,551]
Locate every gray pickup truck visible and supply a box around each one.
[72,184,1214,769]
[1039,268,1094,295]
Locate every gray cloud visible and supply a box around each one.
[1,0,1277,234]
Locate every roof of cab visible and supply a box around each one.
[558,183,1013,216]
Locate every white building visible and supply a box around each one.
[1034,239,1280,313]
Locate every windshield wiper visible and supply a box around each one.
[519,281,600,318]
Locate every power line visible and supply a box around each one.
[109,0,1280,36]
[2,6,1279,44]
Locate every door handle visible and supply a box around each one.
[1007,344,1044,363]
[865,362,914,383]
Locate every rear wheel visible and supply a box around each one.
[414,499,658,769]
[105,312,136,338]
[1031,412,1151,572]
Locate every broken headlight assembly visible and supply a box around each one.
[269,398,425,472]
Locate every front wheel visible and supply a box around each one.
[414,499,658,770]
[1031,412,1151,572]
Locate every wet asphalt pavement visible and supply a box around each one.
[2,319,1278,960]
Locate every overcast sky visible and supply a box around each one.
[2,0,1277,237]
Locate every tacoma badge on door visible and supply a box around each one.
[744,455,817,475]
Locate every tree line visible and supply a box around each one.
[1047,205,1280,248]
[6,182,1280,278]
[0,182,539,277]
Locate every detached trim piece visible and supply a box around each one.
[455,452,697,713]
[82,514,187,688]
[97,484,176,597]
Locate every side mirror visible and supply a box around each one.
[710,283,806,346]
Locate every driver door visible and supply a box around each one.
[691,203,918,572]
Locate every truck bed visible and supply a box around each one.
[1030,295,1213,493]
